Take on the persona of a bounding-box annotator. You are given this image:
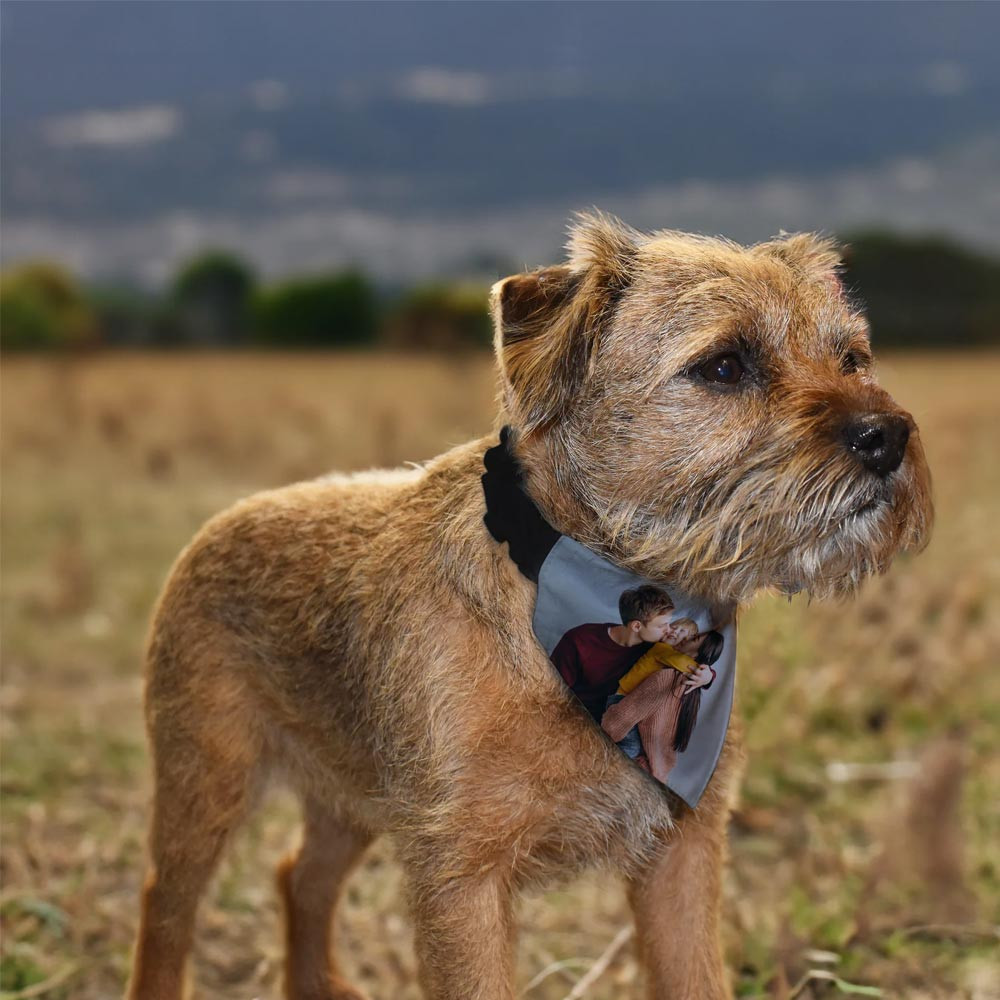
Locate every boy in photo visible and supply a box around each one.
[548,586,676,723]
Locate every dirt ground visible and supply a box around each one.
[2,350,998,999]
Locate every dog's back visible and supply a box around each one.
[139,434,561,821]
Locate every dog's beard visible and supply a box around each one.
[773,490,899,599]
[584,447,931,604]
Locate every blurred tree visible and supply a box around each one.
[0,285,57,349]
[171,250,256,345]
[841,232,1000,348]
[252,271,378,347]
[0,262,98,350]
[382,283,492,351]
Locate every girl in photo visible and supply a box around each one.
[601,630,725,784]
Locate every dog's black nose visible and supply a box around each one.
[843,413,910,477]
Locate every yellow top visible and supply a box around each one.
[616,642,698,694]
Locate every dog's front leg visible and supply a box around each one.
[626,797,732,1000]
[405,858,516,1000]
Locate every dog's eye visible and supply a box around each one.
[699,354,744,385]
[840,350,870,375]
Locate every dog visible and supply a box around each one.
[126,212,932,1000]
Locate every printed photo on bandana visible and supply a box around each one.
[482,427,736,809]
[532,536,736,808]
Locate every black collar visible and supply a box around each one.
[481,425,560,583]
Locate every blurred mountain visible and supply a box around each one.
[3,1,999,286]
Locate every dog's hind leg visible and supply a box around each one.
[277,796,374,1000]
[126,630,264,1000]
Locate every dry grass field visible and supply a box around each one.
[1,350,998,1000]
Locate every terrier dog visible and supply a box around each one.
[127,213,932,1000]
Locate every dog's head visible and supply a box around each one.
[492,212,933,603]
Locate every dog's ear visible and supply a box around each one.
[490,265,580,436]
[565,209,641,287]
[492,212,640,436]
[757,231,845,284]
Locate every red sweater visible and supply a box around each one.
[549,623,651,722]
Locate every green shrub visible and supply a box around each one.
[252,271,378,347]
[841,232,1000,348]
[170,250,256,345]
[0,262,98,350]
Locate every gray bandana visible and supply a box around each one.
[483,427,736,808]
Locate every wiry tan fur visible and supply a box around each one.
[127,212,932,1000]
